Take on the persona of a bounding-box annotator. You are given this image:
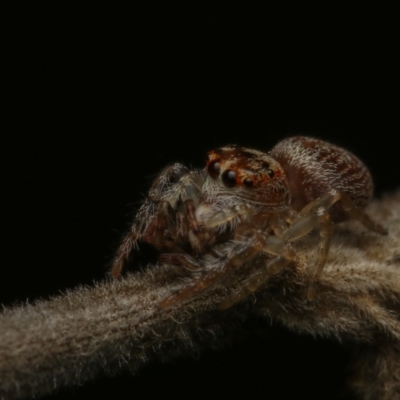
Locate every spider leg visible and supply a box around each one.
[159,232,293,309]
[220,203,336,308]
[111,163,194,278]
[307,210,332,299]
[158,253,203,271]
[111,229,139,278]
[159,234,262,308]
[175,210,188,243]
[338,191,387,234]
[281,189,386,299]
[111,200,175,278]
[219,247,296,309]
[295,189,386,234]
[275,196,338,299]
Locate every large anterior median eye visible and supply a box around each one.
[207,160,221,179]
[222,170,237,188]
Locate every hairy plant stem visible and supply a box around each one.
[1,191,400,400]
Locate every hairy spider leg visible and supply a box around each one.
[211,189,387,308]
[111,163,197,278]
[111,227,140,278]
[281,189,387,299]
[219,243,296,309]
[111,200,178,278]
[159,232,295,309]
[338,191,387,235]
[223,210,331,307]
[158,253,204,271]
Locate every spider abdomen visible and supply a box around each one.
[270,136,373,222]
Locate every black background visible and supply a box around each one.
[3,3,397,399]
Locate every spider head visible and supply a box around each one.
[203,145,290,211]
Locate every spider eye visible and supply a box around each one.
[222,170,237,188]
[243,178,253,188]
[261,162,274,178]
[208,160,221,179]
[267,169,275,178]
[262,162,270,170]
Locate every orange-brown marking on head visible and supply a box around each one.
[205,146,290,210]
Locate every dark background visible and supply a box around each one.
[3,3,397,399]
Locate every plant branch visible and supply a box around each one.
[1,191,400,400]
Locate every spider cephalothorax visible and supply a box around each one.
[111,137,386,307]
[202,145,290,210]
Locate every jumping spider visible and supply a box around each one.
[111,136,386,308]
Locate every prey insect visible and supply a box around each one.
[111,136,386,308]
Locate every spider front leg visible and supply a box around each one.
[111,163,202,278]
[111,199,179,278]
[159,231,295,309]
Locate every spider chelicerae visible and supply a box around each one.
[111,136,386,308]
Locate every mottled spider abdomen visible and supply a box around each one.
[270,136,373,222]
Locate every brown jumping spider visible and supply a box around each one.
[111,136,386,308]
